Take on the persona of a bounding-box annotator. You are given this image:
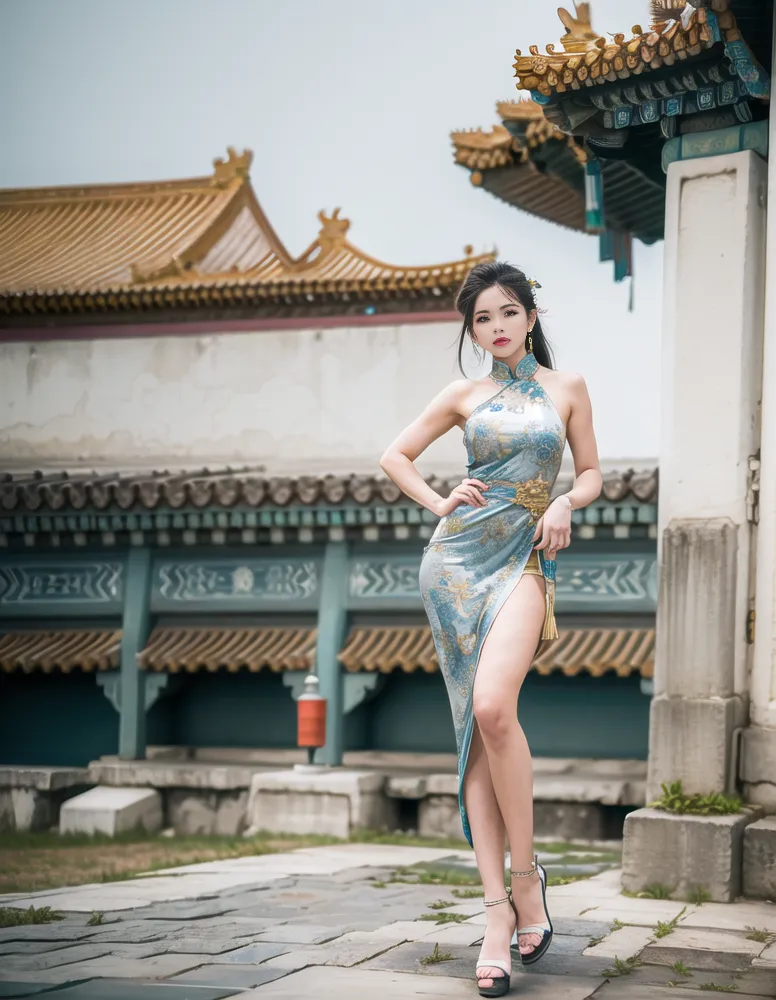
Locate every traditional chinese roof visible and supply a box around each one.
[140,626,315,672]
[339,624,654,677]
[0,629,121,672]
[513,2,769,143]
[514,2,768,101]
[0,148,493,324]
[451,103,589,232]
[451,101,664,245]
[0,466,659,514]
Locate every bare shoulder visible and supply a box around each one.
[541,367,587,389]
[423,377,472,416]
[541,367,589,398]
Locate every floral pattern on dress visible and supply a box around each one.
[419,351,565,846]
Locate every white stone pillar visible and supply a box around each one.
[743,18,776,809]
[648,150,767,802]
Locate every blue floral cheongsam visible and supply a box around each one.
[418,351,565,845]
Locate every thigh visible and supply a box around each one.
[473,573,545,705]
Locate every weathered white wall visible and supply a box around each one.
[0,321,484,477]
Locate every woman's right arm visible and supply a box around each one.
[379,380,488,516]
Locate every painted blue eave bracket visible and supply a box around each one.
[662,119,769,173]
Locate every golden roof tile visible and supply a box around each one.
[139,625,316,672]
[0,149,493,317]
[450,126,520,172]
[0,629,121,672]
[513,1,733,97]
[339,625,654,677]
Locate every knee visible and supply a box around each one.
[473,690,514,742]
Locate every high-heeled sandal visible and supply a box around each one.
[510,854,553,966]
[476,893,514,998]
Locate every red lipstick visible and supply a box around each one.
[494,337,510,346]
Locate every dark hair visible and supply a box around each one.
[455,260,555,375]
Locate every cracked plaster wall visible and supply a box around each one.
[0,321,478,476]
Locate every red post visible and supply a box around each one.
[297,673,327,765]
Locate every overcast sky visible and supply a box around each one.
[0,0,661,462]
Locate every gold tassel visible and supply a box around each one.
[542,579,559,642]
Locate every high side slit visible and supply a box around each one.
[418,351,565,846]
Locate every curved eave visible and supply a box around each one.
[479,162,586,233]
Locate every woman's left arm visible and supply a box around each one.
[534,373,602,557]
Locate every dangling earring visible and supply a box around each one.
[527,329,534,353]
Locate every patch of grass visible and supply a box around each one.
[420,943,454,966]
[0,906,64,928]
[623,883,672,900]
[745,926,774,943]
[611,919,624,931]
[588,934,606,947]
[671,960,692,977]
[602,955,643,978]
[650,781,742,816]
[371,880,387,889]
[452,887,484,899]
[0,828,476,896]
[654,907,687,940]
[697,984,738,993]
[87,911,104,926]
[417,911,469,925]
[688,886,712,905]
[428,899,456,910]
[0,830,341,895]
[389,866,482,888]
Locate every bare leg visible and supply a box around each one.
[472,573,547,955]
[464,723,515,988]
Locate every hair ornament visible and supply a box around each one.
[527,277,542,290]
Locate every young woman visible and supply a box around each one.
[380,261,602,997]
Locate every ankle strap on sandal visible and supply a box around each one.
[483,893,511,907]
[510,854,538,878]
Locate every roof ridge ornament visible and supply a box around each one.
[316,208,351,251]
[557,3,600,53]
[211,147,253,187]
[650,1,705,29]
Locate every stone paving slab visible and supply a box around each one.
[591,985,762,1000]
[168,962,291,989]
[12,953,219,983]
[1,844,772,998]
[0,942,117,973]
[18,983,242,999]
[678,899,776,932]
[255,922,348,944]
[205,942,291,964]
[0,986,60,998]
[241,965,601,999]
[584,924,656,959]
[260,929,408,970]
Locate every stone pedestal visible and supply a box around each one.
[245,769,398,839]
[622,807,762,903]
[60,786,162,836]
[743,816,776,900]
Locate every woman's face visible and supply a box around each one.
[471,284,535,360]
